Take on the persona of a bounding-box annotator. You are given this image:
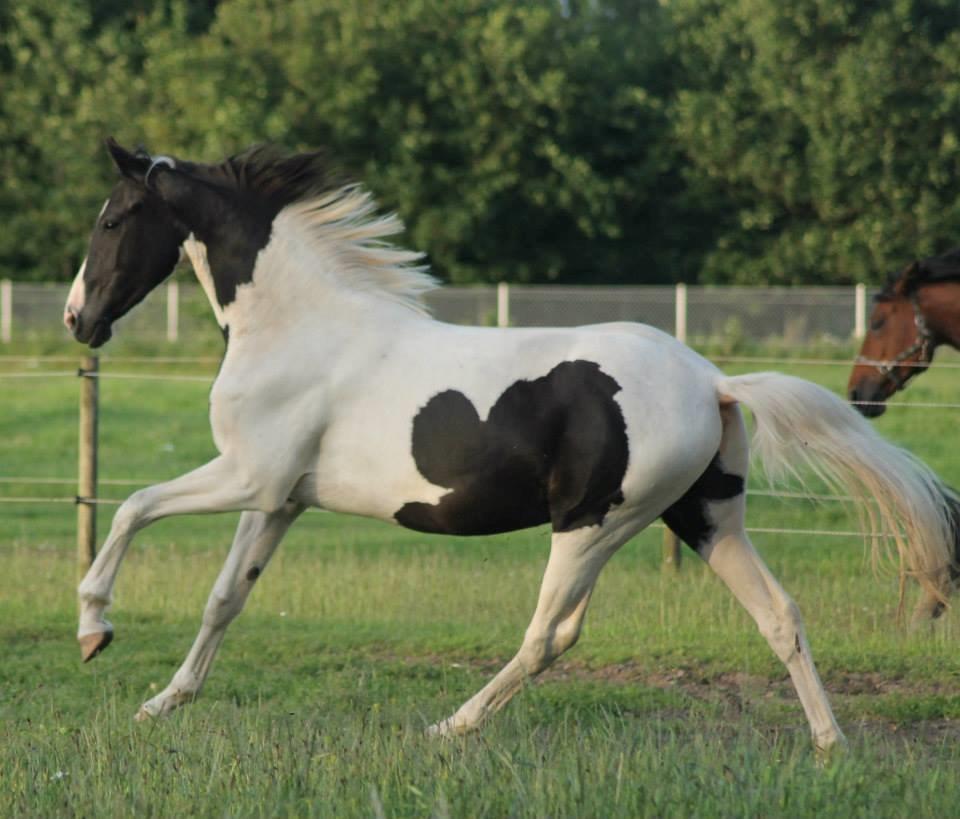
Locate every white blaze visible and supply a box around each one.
[64,199,109,329]
[63,258,87,329]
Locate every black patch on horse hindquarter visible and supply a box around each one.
[394,360,628,536]
[660,455,744,551]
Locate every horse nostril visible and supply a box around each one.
[64,308,78,332]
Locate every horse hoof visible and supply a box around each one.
[79,630,113,662]
[134,705,155,723]
[425,716,470,738]
[814,731,849,764]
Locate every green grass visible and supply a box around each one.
[2,347,960,817]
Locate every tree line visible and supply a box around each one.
[2,0,959,285]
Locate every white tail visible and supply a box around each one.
[717,372,957,612]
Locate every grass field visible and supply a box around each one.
[2,344,960,817]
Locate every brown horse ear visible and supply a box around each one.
[105,137,150,181]
[893,261,922,296]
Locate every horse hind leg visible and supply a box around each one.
[912,566,959,626]
[669,405,845,752]
[910,491,960,627]
[701,520,846,752]
[427,517,640,736]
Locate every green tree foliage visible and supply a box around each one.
[2,0,960,285]
[670,0,960,284]
[0,0,209,279]
[134,0,683,284]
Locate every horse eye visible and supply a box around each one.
[870,316,886,331]
[102,219,119,230]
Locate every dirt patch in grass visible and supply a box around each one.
[397,651,960,745]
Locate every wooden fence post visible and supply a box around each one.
[662,527,682,572]
[77,355,99,576]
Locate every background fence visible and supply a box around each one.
[1,279,872,346]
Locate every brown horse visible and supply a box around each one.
[848,249,960,417]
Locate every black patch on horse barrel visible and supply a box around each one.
[660,454,744,551]
[395,360,628,535]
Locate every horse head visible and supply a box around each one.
[847,261,935,417]
[64,139,191,347]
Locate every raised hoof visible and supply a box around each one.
[79,631,113,663]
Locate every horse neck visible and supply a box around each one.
[180,231,427,340]
[920,281,960,349]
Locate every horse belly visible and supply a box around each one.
[394,359,629,536]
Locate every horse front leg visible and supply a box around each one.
[77,455,278,661]
[136,502,304,720]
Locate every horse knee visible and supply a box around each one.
[111,491,150,537]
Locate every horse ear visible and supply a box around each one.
[105,137,150,181]
[894,261,922,296]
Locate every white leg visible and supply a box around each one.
[77,456,281,660]
[136,503,304,720]
[701,525,846,752]
[428,520,636,736]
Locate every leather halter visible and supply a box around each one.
[855,293,935,390]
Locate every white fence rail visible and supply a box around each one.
[0,279,872,345]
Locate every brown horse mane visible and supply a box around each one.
[877,247,960,301]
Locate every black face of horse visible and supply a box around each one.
[66,143,188,348]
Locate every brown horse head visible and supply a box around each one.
[848,261,936,417]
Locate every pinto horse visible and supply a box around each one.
[65,140,959,753]
[849,250,960,417]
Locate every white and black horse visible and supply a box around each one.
[65,140,959,752]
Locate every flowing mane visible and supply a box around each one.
[277,187,438,314]
[202,146,439,313]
